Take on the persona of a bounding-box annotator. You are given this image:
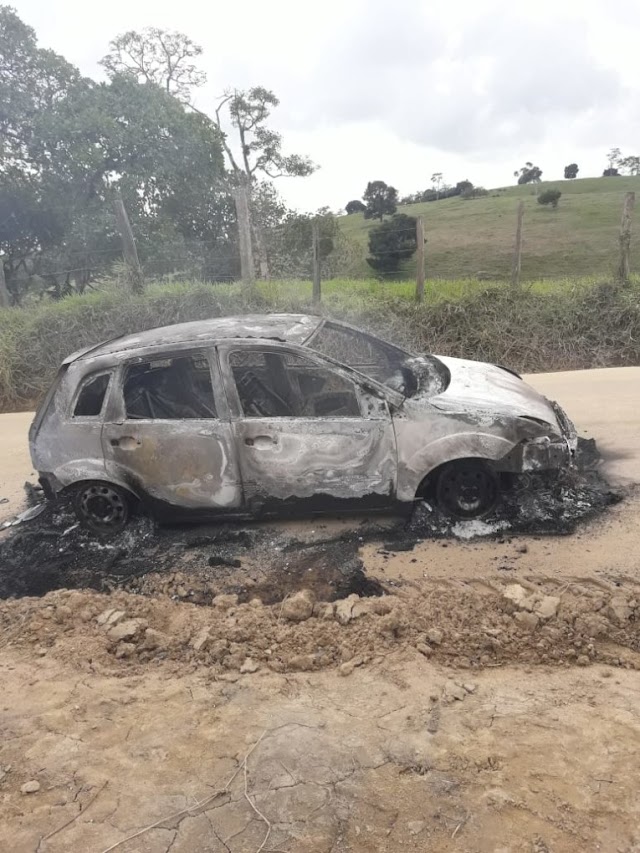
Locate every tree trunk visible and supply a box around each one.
[0,260,10,308]
[617,192,635,284]
[233,181,254,286]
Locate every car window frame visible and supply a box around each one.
[220,342,395,421]
[109,347,225,424]
[69,370,114,421]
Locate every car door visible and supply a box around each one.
[219,343,398,510]
[102,348,242,513]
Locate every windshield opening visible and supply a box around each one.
[304,321,449,398]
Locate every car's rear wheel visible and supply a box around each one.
[73,481,131,534]
[435,460,499,519]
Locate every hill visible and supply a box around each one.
[339,176,640,280]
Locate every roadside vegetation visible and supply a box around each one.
[1,276,639,411]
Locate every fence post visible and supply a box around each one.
[511,201,525,289]
[113,193,144,294]
[617,191,635,284]
[0,257,10,308]
[233,182,254,287]
[415,217,425,302]
[312,219,321,305]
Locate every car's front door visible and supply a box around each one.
[219,344,397,511]
[102,349,242,514]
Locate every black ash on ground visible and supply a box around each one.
[0,439,622,603]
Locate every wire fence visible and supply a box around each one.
[1,189,637,307]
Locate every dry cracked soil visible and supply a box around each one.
[2,405,640,851]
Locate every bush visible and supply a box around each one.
[461,186,489,199]
[537,189,562,208]
[366,214,417,275]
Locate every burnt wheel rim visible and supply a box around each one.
[438,466,498,519]
[79,485,126,529]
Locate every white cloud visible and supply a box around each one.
[10,0,640,210]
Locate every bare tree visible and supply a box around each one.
[101,28,206,101]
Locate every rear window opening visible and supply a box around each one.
[73,373,111,417]
[123,354,217,420]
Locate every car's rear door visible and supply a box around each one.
[102,348,242,513]
[218,343,397,512]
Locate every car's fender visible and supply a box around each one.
[396,431,516,501]
[48,460,141,500]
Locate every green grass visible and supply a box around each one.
[339,176,640,280]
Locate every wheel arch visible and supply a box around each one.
[397,432,516,502]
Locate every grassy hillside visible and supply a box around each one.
[339,176,640,280]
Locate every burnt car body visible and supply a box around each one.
[29,314,577,532]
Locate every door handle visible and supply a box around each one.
[110,436,140,450]
[244,435,277,447]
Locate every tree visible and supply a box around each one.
[211,88,315,183]
[455,180,473,194]
[603,167,620,177]
[537,189,562,208]
[0,8,235,299]
[100,28,206,101]
[430,172,444,200]
[514,162,542,185]
[564,163,579,179]
[366,214,417,274]
[620,155,640,176]
[363,181,398,220]
[345,200,366,214]
[607,148,622,170]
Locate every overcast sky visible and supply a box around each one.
[12,0,640,211]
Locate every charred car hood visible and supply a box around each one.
[430,356,561,429]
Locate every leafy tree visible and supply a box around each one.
[564,163,579,179]
[0,8,235,299]
[455,180,473,194]
[363,181,398,220]
[601,149,640,176]
[514,162,542,185]
[620,155,640,176]
[100,28,206,101]
[366,213,417,274]
[537,189,562,208]
[345,200,366,214]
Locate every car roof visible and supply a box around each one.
[68,314,323,363]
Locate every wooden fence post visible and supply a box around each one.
[113,193,144,294]
[511,201,525,289]
[415,217,425,302]
[0,258,10,308]
[233,182,254,287]
[312,219,321,305]
[617,192,635,284]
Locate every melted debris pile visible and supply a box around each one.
[0,438,622,603]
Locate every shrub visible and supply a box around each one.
[538,189,562,208]
[366,214,417,275]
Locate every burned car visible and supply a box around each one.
[29,314,577,532]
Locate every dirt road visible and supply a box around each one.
[1,366,640,852]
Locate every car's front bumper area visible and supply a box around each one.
[499,401,578,474]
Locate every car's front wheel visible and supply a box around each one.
[435,460,499,519]
[73,481,132,534]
